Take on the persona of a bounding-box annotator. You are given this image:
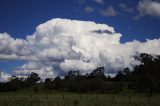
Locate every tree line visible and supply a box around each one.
[0,53,160,96]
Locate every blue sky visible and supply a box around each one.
[0,0,160,76]
[0,0,160,42]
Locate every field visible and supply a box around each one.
[0,91,160,106]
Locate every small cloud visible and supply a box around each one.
[133,15,141,20]
[84,6,94,13]
[100,6,117,17]
[135,0,160,19]
[94,0,104,4]
[0,72,11,82]
[78,0,85,3]
[119,3,133,13]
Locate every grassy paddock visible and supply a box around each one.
[0,92,160,106]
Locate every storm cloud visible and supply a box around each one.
[0,18,160,80]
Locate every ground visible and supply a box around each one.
[0,90,160,106]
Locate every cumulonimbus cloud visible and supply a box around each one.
[0,18,160,81]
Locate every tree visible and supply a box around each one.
[44,78,53,90]
[115,68,131,81]
[115,71,125,81]
[67,70,80,79]
[25,72,41,86]
[53,77,62,89]
[89,67,106,79]
[130,53,160,96]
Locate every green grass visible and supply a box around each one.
[0,91,160,106]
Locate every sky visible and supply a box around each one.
[0,0,160,81]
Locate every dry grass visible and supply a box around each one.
[0,92,160,106]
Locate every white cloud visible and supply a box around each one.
[0,72,11,82]
[84,6,94,13]
[136,0,160,19]
[14,62,57,79]
[94,0,103,4]
[100,6,117,17]
[119,3,133,13]
[0,18,160,80]
[78,0,85,3]
[78,0,104,4]
[0,33,30,59]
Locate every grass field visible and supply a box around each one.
[0,91,160,106]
